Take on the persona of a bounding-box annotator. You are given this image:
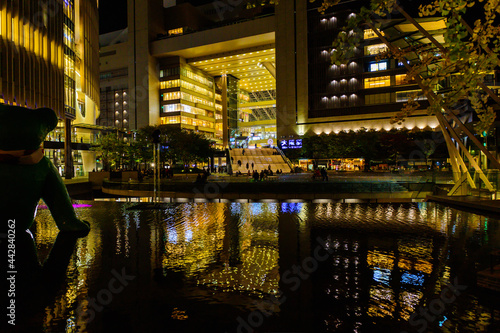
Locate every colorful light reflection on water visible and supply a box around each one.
[37,203,93,209]
[16,201,500,332]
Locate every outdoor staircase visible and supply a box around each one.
[230,148,292,174]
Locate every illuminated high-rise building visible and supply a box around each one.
[101,1,496,151]
[0,0,99,178]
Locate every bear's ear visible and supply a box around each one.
[0,105,59,150]
[36,108,59,135]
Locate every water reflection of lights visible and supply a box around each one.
[368,285,395,318]
[401,271,425,286]
[367,250,395,270]
[29,201,500,331]
[168,228,178,244]
[38,203,92,209]
[312,199,332,203]
[282,202,303,214]
[373,267,391,286]
[35,203,102,332]
[400,290,423,321]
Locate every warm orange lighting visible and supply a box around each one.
[364,76,391,89]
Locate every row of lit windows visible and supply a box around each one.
[64,76,75,108]
[363,29,385,40]
[64,54,75,79]
[163,91,181,101]
[239,93,250,102]
[369,61,387,72]
[368,61,412,73]
[160,67,214,89]
[364,75,412,89]
[160,79,180,89]
[162,91,215,108]
[395,90,428,102]
[365,43,388,56]
[64,1,75,22]
[63,24,74,49]
[160,116,214,129]
[364,76,391,89]
[182,68,214,88]
[162,103,208,116]
[160,79,214,98]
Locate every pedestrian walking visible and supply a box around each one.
[321,167,328,181]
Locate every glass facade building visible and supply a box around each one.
[0,0,100,178]
[159,59,219,141]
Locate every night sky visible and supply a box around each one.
[98,0,485,35]
[99,0,216,34]
[99,0,127,34]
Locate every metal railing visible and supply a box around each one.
[102,178,435,194]
[275,147,294,171]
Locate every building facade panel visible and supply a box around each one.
[1,0,100,178]
[0,0,65,117]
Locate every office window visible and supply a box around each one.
[369,61,388,72]
[162,103,208,116]
[161,116,180,124]
[160,79,180,89]
[364,76,391,89]
[396,90,427,102]
[363,29,384,39]
[161,67,180,78]
[395,74,409,85]
[365,43,388,56]
[163,91,180,101]
[365,93,392,105]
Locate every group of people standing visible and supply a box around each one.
[312,167,329,181]
[252,169,272,181]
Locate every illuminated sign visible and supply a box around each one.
[280,139,302,149]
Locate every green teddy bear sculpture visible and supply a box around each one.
[0,104,90,232]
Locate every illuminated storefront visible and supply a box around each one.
[299,158,365,171]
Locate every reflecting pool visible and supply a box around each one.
[12,202,500,332]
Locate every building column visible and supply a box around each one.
[128,0,163,130]
[276,0,309,139]
[221,75,229,147]
[64,118,74,179]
